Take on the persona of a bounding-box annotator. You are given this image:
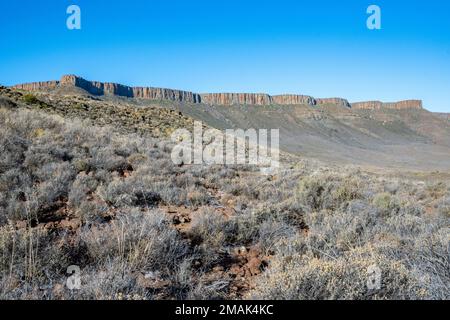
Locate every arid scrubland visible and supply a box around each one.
[0,91,449,300]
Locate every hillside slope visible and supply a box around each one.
[169,102,450,170]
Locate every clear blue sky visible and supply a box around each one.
[1,0,449,112]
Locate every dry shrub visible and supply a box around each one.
[249,245,425,300]
[297,173,362,211]
[189,208,228,267]
[81,209,188,273]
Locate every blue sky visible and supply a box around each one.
[1,0,449,112]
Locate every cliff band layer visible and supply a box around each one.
[11,75,423,110]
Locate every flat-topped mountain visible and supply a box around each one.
[13,75,422,110]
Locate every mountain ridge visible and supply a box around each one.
[12,74,423,110]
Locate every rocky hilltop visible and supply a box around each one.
[12,75,422,110]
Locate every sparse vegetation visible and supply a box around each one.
[23,94,39,105]
[0,87,448,300]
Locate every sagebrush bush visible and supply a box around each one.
[189,209,228,267]
[372,192,401,216]
[249,245,425,300]
[438,196,450,217]
[0,97,17,109]
[297,173,362,211]
[0,224,70,298]
[81,209,188,273]
[257,219,298,254]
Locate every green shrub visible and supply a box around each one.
[23,94,39,104]
[297,174,362,211]
[373,192,400,216]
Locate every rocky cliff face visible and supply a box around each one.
[351,100,423,110]
[316,98,351,108]
[59,75,201,103]
[13,81,59,91]
[200,93,316,106]
[200,93,271,105]
[60,75,129,96]
[132,87,201,102]
[272,94,315,105]
[11,75,422,110]
[387,100,423,110]
[351,101,383,110]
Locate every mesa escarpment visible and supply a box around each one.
[200,93,272,106]
[60,75,203,103]
[15,75,202,104]
[272,94,316,105]
[351,100,423,110]
[316,98,351,108]
[12,75,423,110]
[200,93,317,106]
[13,80,59,91]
